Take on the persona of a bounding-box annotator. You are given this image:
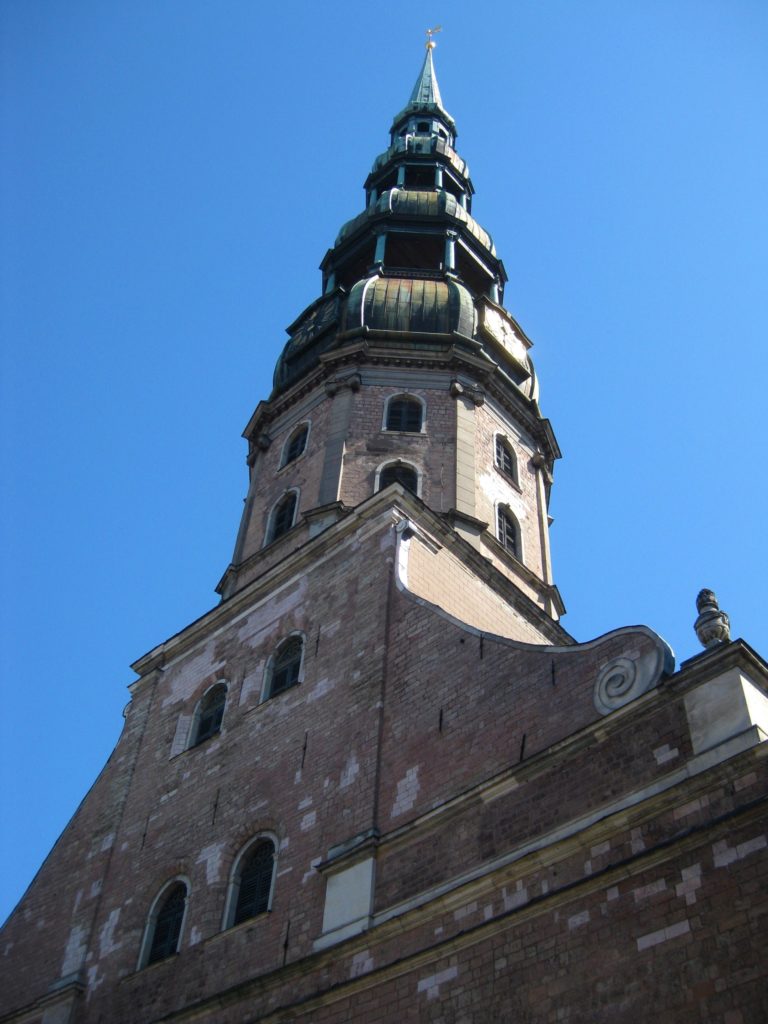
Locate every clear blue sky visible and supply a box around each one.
[1,1,766,924]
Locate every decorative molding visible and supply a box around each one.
[449,379,485,406]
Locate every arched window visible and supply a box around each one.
[267,491,298,544]
[385,395,423,433]
[227,837,277,928]
[281,424,309,468]
[264,635,303,700]
[497,506,520,559]
[378,462,418,494]
[494,436,518,483]
[142,881,188,967]
[190,683,226,748]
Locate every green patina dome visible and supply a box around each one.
[345,276,475,337]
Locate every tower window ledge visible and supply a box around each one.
[494,465,522,493]
[379,429,428,438]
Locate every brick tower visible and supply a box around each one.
[2,45,767,1024]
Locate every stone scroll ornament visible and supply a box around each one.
[593,634,672,716]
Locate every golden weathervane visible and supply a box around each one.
[425,26,442,50]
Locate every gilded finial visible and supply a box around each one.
[425,26,442,50]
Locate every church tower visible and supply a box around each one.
[2,46,767,1024]
[219,44,563,636]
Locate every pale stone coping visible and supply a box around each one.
[313,916,371,952]
[370,726,766,932]
[684,667,768,755]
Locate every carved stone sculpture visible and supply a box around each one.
[694,589,731,649]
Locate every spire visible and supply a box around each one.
[409,44,443,109]
[390,36,456,138]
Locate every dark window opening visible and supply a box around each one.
[374,170,397,193]
[233,840,275,925]
[495,437,517,482]
[336,240,377,290]
[147,884,186,965]
[379,463,418,493]
[192,684,226,747]
[385,233,442,272]
[456,247,493,295]
[497,507,519,558]
[386,397,423,433]
[404,166,436,189]
[417,121,430,131]
[269,636,303,698]
[283,425,308,467]
[442,174,463,200]
[269,493,297,543]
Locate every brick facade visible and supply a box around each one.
[3,48,766,1024]
[2,495,767,1022]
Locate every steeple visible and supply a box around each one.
[410,45,444,107]
[389,40,456,141]
[221,48,563,628]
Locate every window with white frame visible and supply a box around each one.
[263,635,303,700]
[494,436,518,484]
[140,880,188,967]
[226,836,277,927]
[385,395,423,433]
[266,491,298,544]
[189,683,226,748]
[497,505,520,559]
[280,423,309,468]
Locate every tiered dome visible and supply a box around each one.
[272,47,533,398]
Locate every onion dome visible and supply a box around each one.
[345,277,475,337]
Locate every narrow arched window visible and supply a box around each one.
[190,684,226,748]
[386,396,423,433]
[145,882,187,966]
[494,436,517,483]
[265,635,303,699]
[497,506,519,559]
[378,462,418,494]
[268,492,297,544]
[231,838,276,926]
[281,424,309,468]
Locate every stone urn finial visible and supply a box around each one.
[694,589,731,649]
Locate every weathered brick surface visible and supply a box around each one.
[230,367,554,604]
[2,507,766,1023]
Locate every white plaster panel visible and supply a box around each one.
[60,924,87,976]
[170,713,191,758]
[196,843,225,884]
[98,908,121,957]
[340,752,360,789]
[161,641,226,707]
[322,857,375,934]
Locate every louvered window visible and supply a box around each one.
[147,883,186,965]
[386,397,422,432]
[379,463,418,493]
[191,684,226,747]
[269,492,297,543]
[233,841,275,925]
[282,425,308,467]
[269,636,303,698]
[497,507,519,558]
